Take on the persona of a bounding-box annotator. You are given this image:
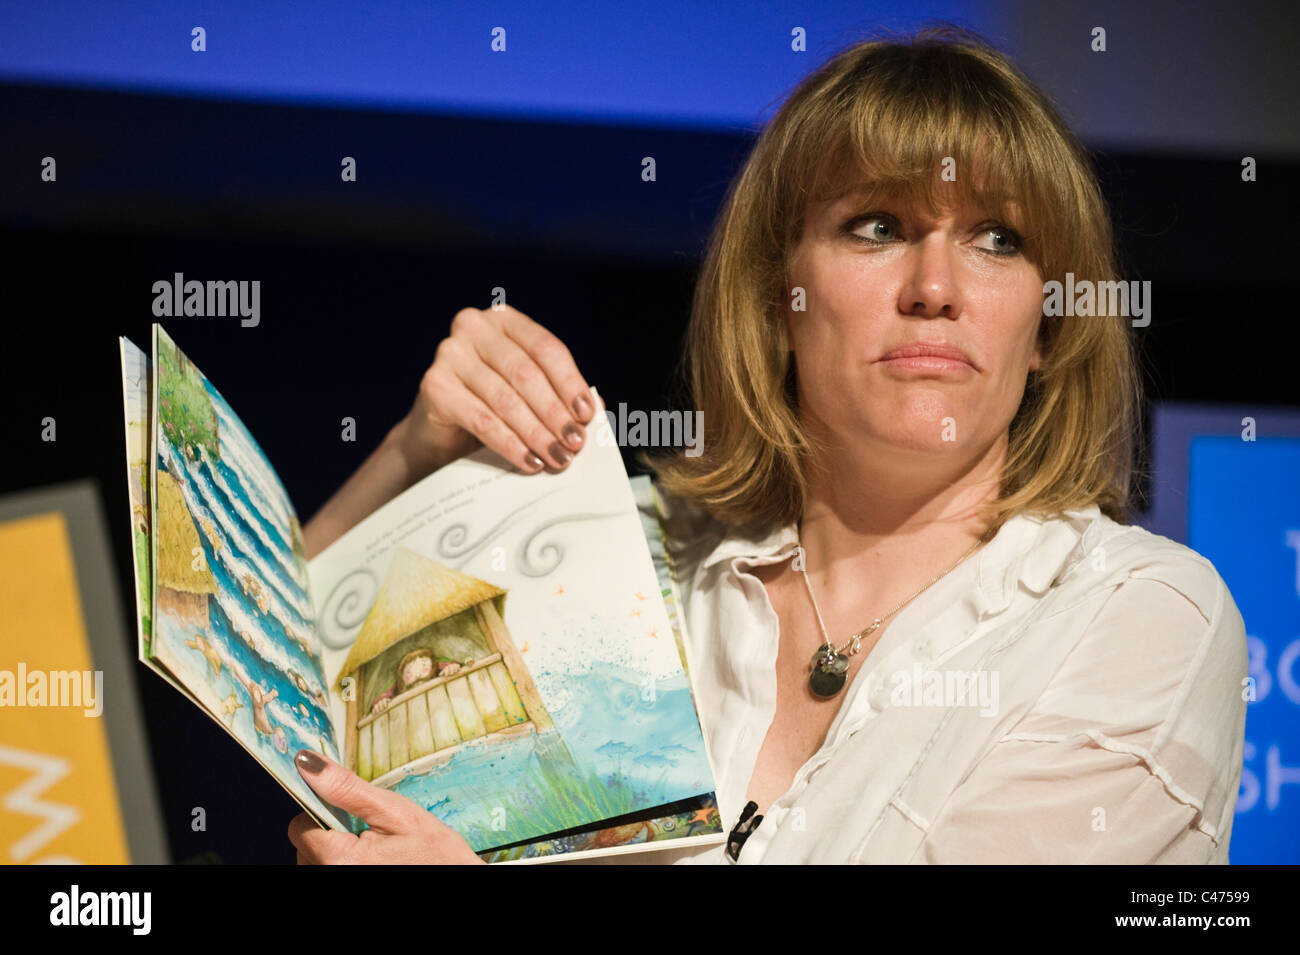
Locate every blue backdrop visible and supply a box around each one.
[1145,406,1300,864]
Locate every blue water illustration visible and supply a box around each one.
[381,661,714,851]
[153,347,347,827]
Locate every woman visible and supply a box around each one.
[288,26,1247,865]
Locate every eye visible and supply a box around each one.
[974,225,1022,257]
[843,213,899,245]
[845,214,1023,257]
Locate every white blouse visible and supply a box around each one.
[571,486,1248,865]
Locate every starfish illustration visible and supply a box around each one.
[221,692,244,725]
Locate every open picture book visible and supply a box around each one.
[119,323,724,864]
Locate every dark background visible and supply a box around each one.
[1,77,1296,862]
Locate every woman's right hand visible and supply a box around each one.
[397,304,596,479]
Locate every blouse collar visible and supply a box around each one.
[699,504,1107,622]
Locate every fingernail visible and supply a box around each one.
[526,453,544,471]
[296,750,326,774]
[563,424,584,450]
[574,395,592,420]
[549,442,572,466]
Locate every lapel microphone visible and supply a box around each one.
[725,800,763,862]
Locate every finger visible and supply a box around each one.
[290,823,359,865]
[426,370,545,473]
[288,812,343,864]
[294,750,418,834]
[497,306,595,423]
[288,810,332,847]
[450,346,574,470]
[472,329,586,456]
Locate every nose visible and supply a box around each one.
[896,233,963,320]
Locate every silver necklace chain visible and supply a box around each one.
[796,531,988,659]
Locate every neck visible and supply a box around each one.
[796,430,1006,600]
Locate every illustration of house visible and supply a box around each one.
[155,467,216,629]
[335,547,560,787]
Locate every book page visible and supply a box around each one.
[308,411,721,859]
[145,324,347,829]
[476,474,723,863]
[120,337,154,660]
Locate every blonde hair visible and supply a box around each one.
[644,24,1141,532]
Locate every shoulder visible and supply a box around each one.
[1005,510,1249,843]
[1054,510,1237,629]
[985,505,1247,711]
[1022,509,1248,729]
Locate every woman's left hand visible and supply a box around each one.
[288,750,487,865]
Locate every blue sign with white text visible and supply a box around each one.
[1189,436,1300,863]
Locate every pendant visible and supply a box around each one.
[809,645,850,698]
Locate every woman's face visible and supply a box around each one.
[787,188,1044,464]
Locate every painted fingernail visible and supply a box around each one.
[563,424,584,450]
[296,750,326,774]
[549,442,572,466]
[526,453,544,471]
[574,395,592,420]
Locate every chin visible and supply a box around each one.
[864,393,964,448]
[872,428,967,455]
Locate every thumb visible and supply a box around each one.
[294,750,414,832]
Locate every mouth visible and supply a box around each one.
[877,342,978,374]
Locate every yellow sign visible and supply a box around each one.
[0,512,130,863]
